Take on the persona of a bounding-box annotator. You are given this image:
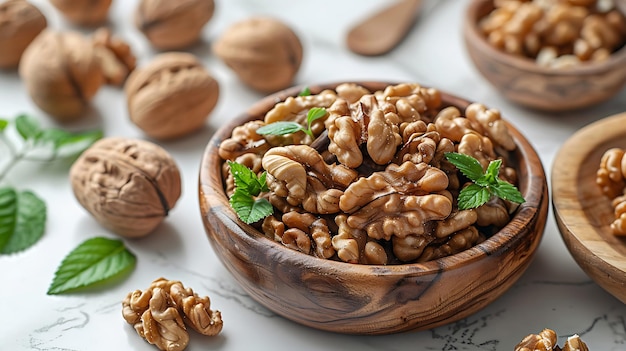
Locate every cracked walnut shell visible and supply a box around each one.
[135,0,215,50]
[213,17,303,93]
[125,52,219,140]
[0,0,47,69]
[70,137,181,238]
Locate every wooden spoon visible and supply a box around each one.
[346,0,424,56]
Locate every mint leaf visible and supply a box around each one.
[493,179,525,203]
[47,237,136,295]
[445,152,484,181]
[0,187,46,254]
[54,130,103,158]
[306,107,327,131]
[15,114,41,141]
[0,119,8,132]
[256,108,327,139]
[229,191,273,224]
[227,162,273,223]
[256,121,304,136]
[447,152,525,209]
[458,183,491,210]
[298,86,311,96]
[228,161,269,195]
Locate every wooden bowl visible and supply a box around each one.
[463,0,626,112]
[198,81,549,334]
[552,112,626,304]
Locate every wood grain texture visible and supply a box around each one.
[463,0,626,112]
[198,81,548,334]
[552,113,626,304]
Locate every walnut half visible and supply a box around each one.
[122,278,223,351]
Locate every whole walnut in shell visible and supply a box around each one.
[125,52,219,140]
[19,29,105,122]
[135,0,215,50]
[49,0,112,26]
[213,17,303,93]
[70,137,182,238]
[0,0,47,69]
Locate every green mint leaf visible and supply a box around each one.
[228,161,267,196]
[306,107,327,130]
[485,159,502,180]
[258,171,269,193]
[255,121,305,136]
[229,190,273,224]
[493,179,526,204]
[445,152,484,181]
[54,130,103,157]
[47,237,136,295]
[0,187,46,254]
[298,86,311,96]
[0,119,8,132]
[457,183,491,210]
[15,114,42,141]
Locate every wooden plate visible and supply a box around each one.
[552,112,626,304]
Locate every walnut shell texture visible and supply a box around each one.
[0,0,47,69]
[19,29,105,122]
[213,17,303,93]
[49,0,112,26]
[135,0,215,50]
[125,52,219,140]
[70,137,182,238]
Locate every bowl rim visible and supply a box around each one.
[199,81,548,276]
[463,0,626,76]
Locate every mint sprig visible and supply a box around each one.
[227,161,273,224]
[255,107,327,138]
[445,152,525,210]
[0,114,102,255]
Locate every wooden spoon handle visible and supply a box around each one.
[346,0,424,56]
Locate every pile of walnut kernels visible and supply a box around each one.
[479,0,626,68]
[218,82,521,265]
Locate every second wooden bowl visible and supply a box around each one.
[463,0,626,112]
[198,81,548,334]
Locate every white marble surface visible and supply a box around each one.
[2,0,626,350]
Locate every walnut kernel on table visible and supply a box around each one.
[135,0,215,50]
[70,137,181,238]
[122,278,223,351]
[213,17,303,93]
[124,52,219,140]
[0,0,47,69]
[18,28,136,122]
[49,0,112,26]
[515,328,590,351]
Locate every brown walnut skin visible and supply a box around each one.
[125,52,219,140]
[70,137,182,238]
[19,29,105,122]
[0,0,47,69]
[49,0,112,26]
[135,0,215,50]
[213,17,303,93]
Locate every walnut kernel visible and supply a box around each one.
[213,17,303,93]
[70,137,182,238]
[125,52,219,140]
[122,278,223,351]
[0,0,47,69]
